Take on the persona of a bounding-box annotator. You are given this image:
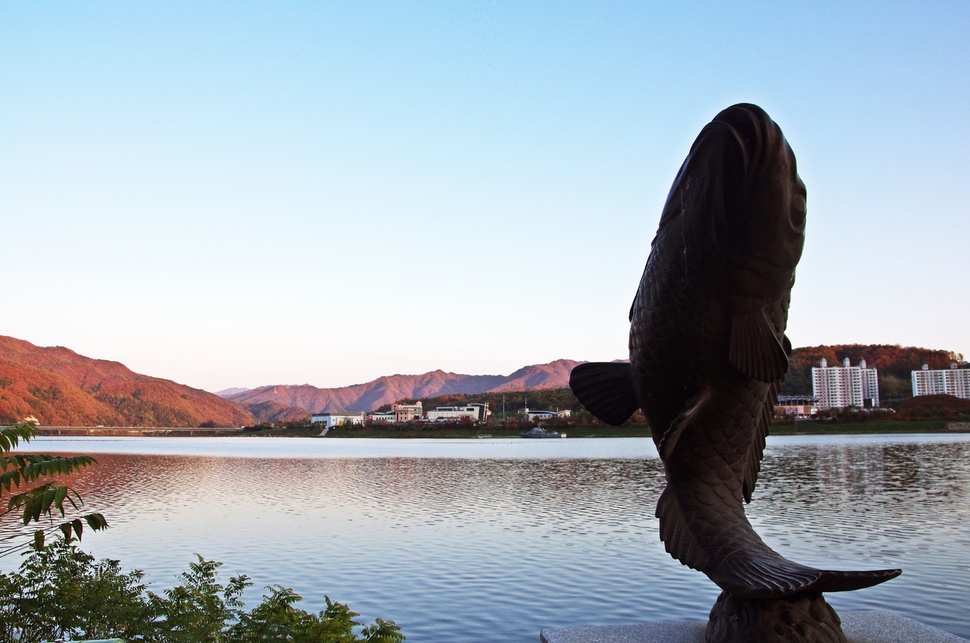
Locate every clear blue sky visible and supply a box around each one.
[3,2,968,392]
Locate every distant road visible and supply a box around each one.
[35,426,244,437]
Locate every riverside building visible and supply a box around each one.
[426,403,491,423]
[309,412,366,428]
[912,364,970,400]
[393,401,424,423]
[811,357,880,410]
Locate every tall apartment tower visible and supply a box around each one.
[912,364,970,400]
[811,357,880,410]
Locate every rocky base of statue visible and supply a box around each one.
[705,592,847,643]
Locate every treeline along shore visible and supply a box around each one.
[299,420,969,439]
[32,419,970,440]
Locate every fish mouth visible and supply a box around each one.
[789,173,807,230]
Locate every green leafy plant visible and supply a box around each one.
[1,423,108,556]
[149,556,251,643]
[0,540,151,642]
[0,542,406,642]
[224,587,405,643]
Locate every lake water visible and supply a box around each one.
[5,434,970,641]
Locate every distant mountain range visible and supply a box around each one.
[3,333,961,427]
[219,359,581,422]
[0,334,580,426]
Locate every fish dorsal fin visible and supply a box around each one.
[569,362,638,426]
[728,310,789,382]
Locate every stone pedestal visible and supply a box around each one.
[705,592,845,642]
[540,609,967,643]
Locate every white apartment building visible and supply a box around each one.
[811,357,880,410]
[912,364,970,400]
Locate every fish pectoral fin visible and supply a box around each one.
[658,390,711,461]
[728,310,789,382]
[656,485,711,573]
[569,362,638,426]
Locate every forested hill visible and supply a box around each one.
[782,344,963,401]
[0,335,254,427]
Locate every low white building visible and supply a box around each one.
[775,395,817,418]
[309,412,366,428]
[367,410,396,424]
[912,364,970,400]
[774,403,817,418]
[524,408,571,422]
[426,403,490,423]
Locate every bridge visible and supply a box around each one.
[34,425,244,437]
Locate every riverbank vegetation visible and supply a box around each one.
[311,419,963,439]
[236,416,969,440]
[0,424,405,642]
[0,542,405,643]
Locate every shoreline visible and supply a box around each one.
[31,420,968,439]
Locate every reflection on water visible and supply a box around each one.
[758,437,970,636]
[4,435,969,642]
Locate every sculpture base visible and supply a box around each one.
[706,592,844,643]
[540,609,967,643]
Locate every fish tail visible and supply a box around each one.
[656,484,901,599]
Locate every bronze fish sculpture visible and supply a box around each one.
[570,104,900,600]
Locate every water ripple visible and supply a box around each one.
[3,435,968,641]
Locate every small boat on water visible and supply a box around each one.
[520,426,566,439]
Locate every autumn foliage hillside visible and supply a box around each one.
[894,394,970,421]
[781,344,963,401]
[0,335,254,427]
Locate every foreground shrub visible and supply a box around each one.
[0,423,107,556]
[0,541,405,643]
[0,541,150,641]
